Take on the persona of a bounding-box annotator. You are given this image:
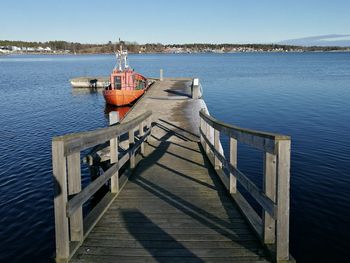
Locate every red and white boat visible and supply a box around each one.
[103,45,150,106]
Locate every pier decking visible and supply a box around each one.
[53,78,293,262]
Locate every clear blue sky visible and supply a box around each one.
[1,0,349,44]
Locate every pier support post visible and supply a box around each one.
[109,111,119,193]
[109,111,120,125]
[160,69,163,81]
[192,78,200,99]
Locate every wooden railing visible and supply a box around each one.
[52,111,152,262]
[199,109,292,262]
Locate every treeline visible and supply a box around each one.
[1,40,348,53]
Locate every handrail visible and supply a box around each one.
[53,110,152,156]
[52,111,152,262]
[200,109,289,154]
[199,109,291,262]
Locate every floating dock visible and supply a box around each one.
[52,77,293,262]
[70,76,109,89]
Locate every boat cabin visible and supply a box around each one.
[108,69,147,91]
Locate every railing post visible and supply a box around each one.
[205,123,210,154]
[147,117,152,142]
[139,122,145,154]
[214,129,221,169]
[110,135,119,193]
[109,111,119,193]
[67,152,83,242]
[129,128,135,168]
[276,140,291,261]
[52,140,69,261]
[229,137,237,194]
[199,117,204,148]
[192,78,200,99]
[263,152,276,244]
[160,69,163,81]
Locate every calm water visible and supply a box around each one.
[0,53,350,262]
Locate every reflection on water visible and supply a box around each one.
[1,53,350,262]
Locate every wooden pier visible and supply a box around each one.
[52,77,293,262]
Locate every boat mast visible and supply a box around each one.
[115,39,129,71]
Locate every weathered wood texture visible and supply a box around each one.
[71,140,271,262]
[68,79,276,262]
[54,79,291,262]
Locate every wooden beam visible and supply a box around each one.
[139,122,145,154]
[54,111,152,156]
[229,137,237,194]
[147,117,152,142]
[67,152,83,242]
[129,129,135,168]
[200,129,276,218]
[110,136,119,194]
[52,140,70,260]
[205,122,210,154]
[263,152,276,244]
[199,109,289,154]
[214,129,220,169]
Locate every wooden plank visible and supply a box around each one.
[229,137,237,194]
[75,246,264,257]
[82,239,261,249]
[71,255,270,263]
[263,152,276,244]
[92,226,253,235]
[52,140,70,260]
[67,152,83,242]
[87,232,259,242]
[276,140,291,261]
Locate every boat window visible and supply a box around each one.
[114,76,122,89]
[135,79,145,90]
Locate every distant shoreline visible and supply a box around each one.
[2,50,350,56]
[2,40,350,55]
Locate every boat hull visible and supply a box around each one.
[103,89,145,106]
